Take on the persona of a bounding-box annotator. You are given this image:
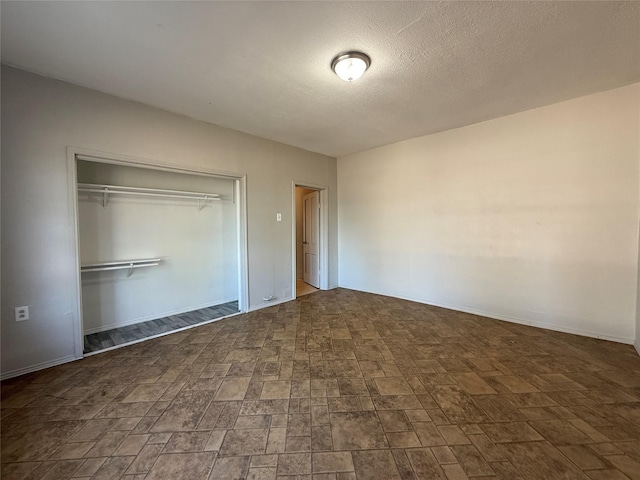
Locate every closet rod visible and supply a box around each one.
[81,258,161,277]
[77,183,221,209]
[77,183,221,200]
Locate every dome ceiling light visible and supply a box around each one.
[331,51,371,82]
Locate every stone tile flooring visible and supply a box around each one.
[84,302,239,354]
[2,288,640,479]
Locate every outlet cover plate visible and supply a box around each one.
[15,306,29,321]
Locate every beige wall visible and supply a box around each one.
[339,83,640,344]
[1,66,338,378]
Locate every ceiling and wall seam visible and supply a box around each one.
[2,1,638,157]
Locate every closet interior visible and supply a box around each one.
[76,158,240,354]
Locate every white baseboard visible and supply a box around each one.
[83,297,238,335]
[1,354,81,381]
[3,310,246,379]
[338,284,635,345]
[84,311,242,357]
[635,339,640,356]
[328,284,339,289]
[248,296,294,312]
[4,299,289,380]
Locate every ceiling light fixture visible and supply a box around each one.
[331,51,371,82]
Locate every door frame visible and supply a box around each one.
[291,181,329,294]
[302,189,320,288]
[67,146,249,359]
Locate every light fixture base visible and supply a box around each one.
[331,51,371,82]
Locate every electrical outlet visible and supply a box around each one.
[276,213,282,222]
[15,306,29,321]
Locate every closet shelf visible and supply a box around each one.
[77,183,221,210]
[81,258,162,277]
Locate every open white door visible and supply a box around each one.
[303,190,320,288]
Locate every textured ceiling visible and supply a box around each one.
[2,1,639,157]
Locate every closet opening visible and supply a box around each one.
[69,151,248,356]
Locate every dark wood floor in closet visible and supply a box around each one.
[83,301,239,354]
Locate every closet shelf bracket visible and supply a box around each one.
[198,196,212,211]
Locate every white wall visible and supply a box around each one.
[77,161,238,333]
[339,83,640,344]
[1,66,338,378]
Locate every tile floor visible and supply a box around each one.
[84,302,240,354]
[2,288,640,479]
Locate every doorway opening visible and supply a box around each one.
[294,184,325,298]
